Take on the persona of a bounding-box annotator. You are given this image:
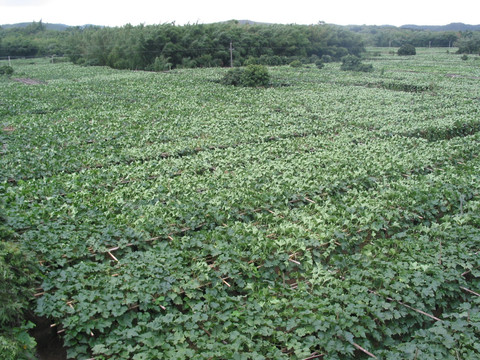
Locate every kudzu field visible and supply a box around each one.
[1,48,480,359]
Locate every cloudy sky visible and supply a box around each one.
[0,0,478,27]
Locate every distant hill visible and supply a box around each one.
[222,19,273,26]
[400,22,480,31]
[2,21,480,32]
[0,22,100,30]
[0,22,69,31]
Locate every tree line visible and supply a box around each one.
[348,25,460,47]
[63,21,367,70]
[0,21,69,57]
[1,21,479,70]
[348,25,480,54]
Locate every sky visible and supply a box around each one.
[0,0,479,27]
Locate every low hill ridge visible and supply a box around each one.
[2,21,480,31]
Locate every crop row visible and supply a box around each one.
[1,54,479,359]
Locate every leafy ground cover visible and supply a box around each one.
[1,49,479,359]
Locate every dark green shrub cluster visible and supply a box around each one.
[456,33,480,54]
[256,55,289,66]
[0,66,14,76]
[221,65,270,87]
[289,60,302,68]
[220,67,244,86]
[315,59,325,69]
[0,212,40,359]
[0,241,39,359]
[398,44,416,56]
[340,55,374,72]
[321,55,333,63]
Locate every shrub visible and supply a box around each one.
[221,65,270,87]
[258,55,287,66]
[398,44,416,56]
[0,207,41,359]
[241,65,270,87]
[0,240,40,359]
[461,54,469,61]
[340,55,373,72]
[220,67,245,86]
[315,59,325,69]
[152,56,172,71]
[289,60,302,68]
[243,57,258,66]
[321,55,333,63]
[0,66,14,76]
[340,55,360,70]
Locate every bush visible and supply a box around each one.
[289,60,302,68]
[398,44,416,56]
[258,55,287,66]
[152,56,172,71]
[321,55,333,63]
[0,66,14,76]
[315,59,325,69]
[243,57,258,66]
[0,209,41,359]
[220,67,245,86]
[340,55,360,70]
[241,65,270,87]
[461,54,469,61]
[221,65,270,87]
[0,240,40,359]
[340,55,374,72]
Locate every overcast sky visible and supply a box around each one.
[0,0,478,27]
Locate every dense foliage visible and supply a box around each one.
[456,32,480,54]
[340,55,374,72]
[0,21,69,58]
[348,25,461,47]
[63,22,365,70]
[1,49,479,359]
[221,64,270,87]
[0,65,14,75]
[397,44,416,56]
[3,20,480,67]
[1,21,365,69]
[0,211,39,359]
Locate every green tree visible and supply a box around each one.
[398,44,416,56]
[340,55,373,72]
[221,64,270,87]
[456,32,480,54]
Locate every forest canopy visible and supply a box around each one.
[62,22,366,70]
[1,20,479,70]
[1,21,365,69]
